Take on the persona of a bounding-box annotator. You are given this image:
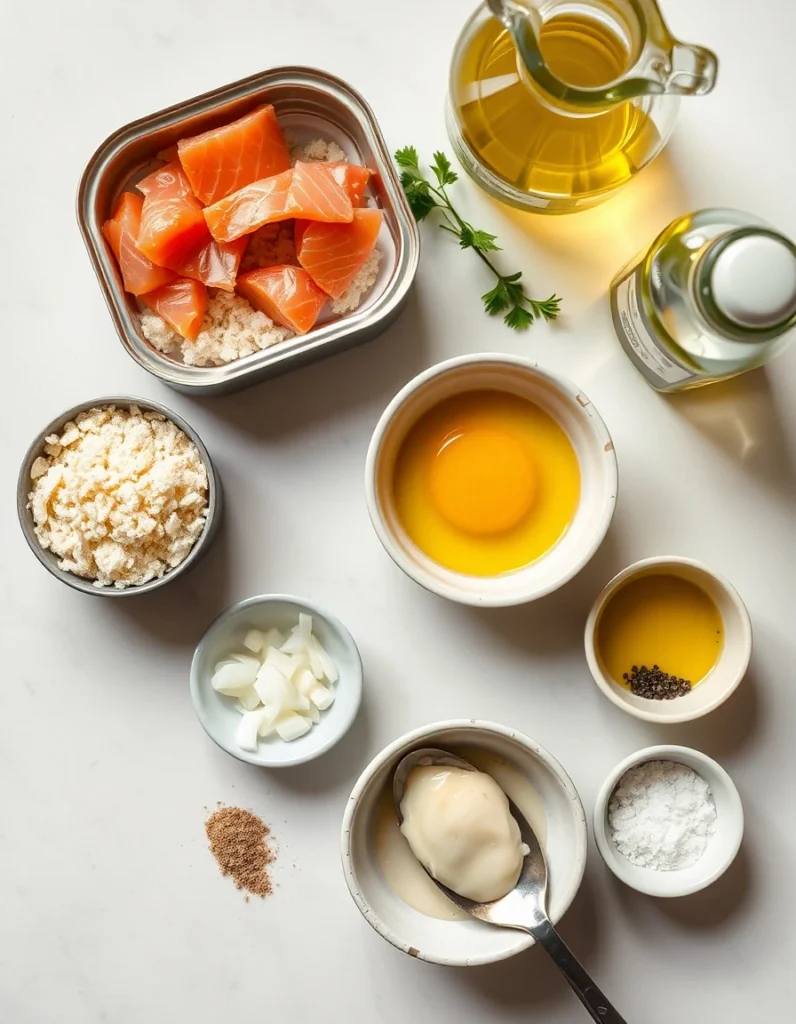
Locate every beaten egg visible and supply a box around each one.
[391,391,580,576]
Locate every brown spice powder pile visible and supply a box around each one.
[205,806,276,898]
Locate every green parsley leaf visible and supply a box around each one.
[399,173,438,222]
[394,146,420,171]
[481,279,511,316]
[530,295,563,321]
[504,305,534,331]
[430,151,458,187]
[458,224,501,253]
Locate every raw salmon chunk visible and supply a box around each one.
[290,161,372,250]
[324,162,372,206]
[297,208,383,299]
[204,169,293,243]
[285,162,354,223]
[177,104,291,206]
[141,278,208,341]
[237,265,327,335]
[102,193,176,296]
[136,162,208,268]
[171,236,248,291]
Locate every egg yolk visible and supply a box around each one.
[428,427,536,536]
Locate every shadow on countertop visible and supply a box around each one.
[667,368,796,502]
[461,522,627,662]
[610,840,754,932]
[443,870,605,1013]
[100,508,235,651]
[184,287,432,443]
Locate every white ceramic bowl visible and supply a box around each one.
[190,595,363,767]
[341,720,588,966]
[365,354,618,607]
[593,745,744,897]
[584,557,752,724]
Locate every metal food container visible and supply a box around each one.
[18,396,222,596]
[78,67,420,395]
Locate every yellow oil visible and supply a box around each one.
[596,574,724,687]
[391,390,580,577]
[451,13,662,200]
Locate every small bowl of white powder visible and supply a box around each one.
[593,745,744,897]
[17,396,221,596]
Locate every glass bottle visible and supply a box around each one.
[609,210,796,392]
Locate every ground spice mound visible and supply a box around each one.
[205,807,275,898]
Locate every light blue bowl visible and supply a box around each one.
[190,594,363,767]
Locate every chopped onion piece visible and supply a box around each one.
[294,667,317,698]
[254,665,291,714]
[275,712,313,742]
[309,636,338,683]
[257,718,276,739]
[265,647,300,679]
[307,643,325,680]
[237,711,264,752]
[243,629,265,653]
[307,703,321,725]
[257,702,280,735]
[231,653,261,672]
[297,613,313,641]
[212,661,259,694]
[280,631,307,656]
[263,628,285,651]
[236,686,261,711]
[310,683,334,711]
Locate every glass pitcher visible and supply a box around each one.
[446,0,718,213]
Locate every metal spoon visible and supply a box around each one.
[394,748,627,1023]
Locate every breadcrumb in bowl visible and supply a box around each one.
[17,397,222,597]
[137,137,385,368]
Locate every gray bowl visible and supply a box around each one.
[17,395,222,596]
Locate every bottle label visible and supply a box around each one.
[614,268,695,386]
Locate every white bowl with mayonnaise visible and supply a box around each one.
[341,720,588,966]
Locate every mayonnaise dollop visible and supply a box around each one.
[399,765,526,903]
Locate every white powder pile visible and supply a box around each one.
[28,405,208,589]
[608,759,717,870]
[138,137,382,367]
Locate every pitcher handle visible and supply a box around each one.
[664,42,719,96]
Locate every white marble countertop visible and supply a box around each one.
[3,1,795,1020]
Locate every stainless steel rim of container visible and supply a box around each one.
[77,66,420,395]
[17,396,222,597]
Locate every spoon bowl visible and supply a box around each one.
[392,747,627,1022]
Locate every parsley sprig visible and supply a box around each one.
[395,146,561,331]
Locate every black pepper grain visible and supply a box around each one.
[622,664,692,700]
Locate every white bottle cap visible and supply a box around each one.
[710,232,796,330]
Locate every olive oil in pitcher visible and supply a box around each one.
[451,14,661,202]
[447,1,718,213]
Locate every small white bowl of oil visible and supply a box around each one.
[584,557,752,724]
[340,719,588,966]
[365,354,618,607]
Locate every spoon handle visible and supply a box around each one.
[531,917,628,1023]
